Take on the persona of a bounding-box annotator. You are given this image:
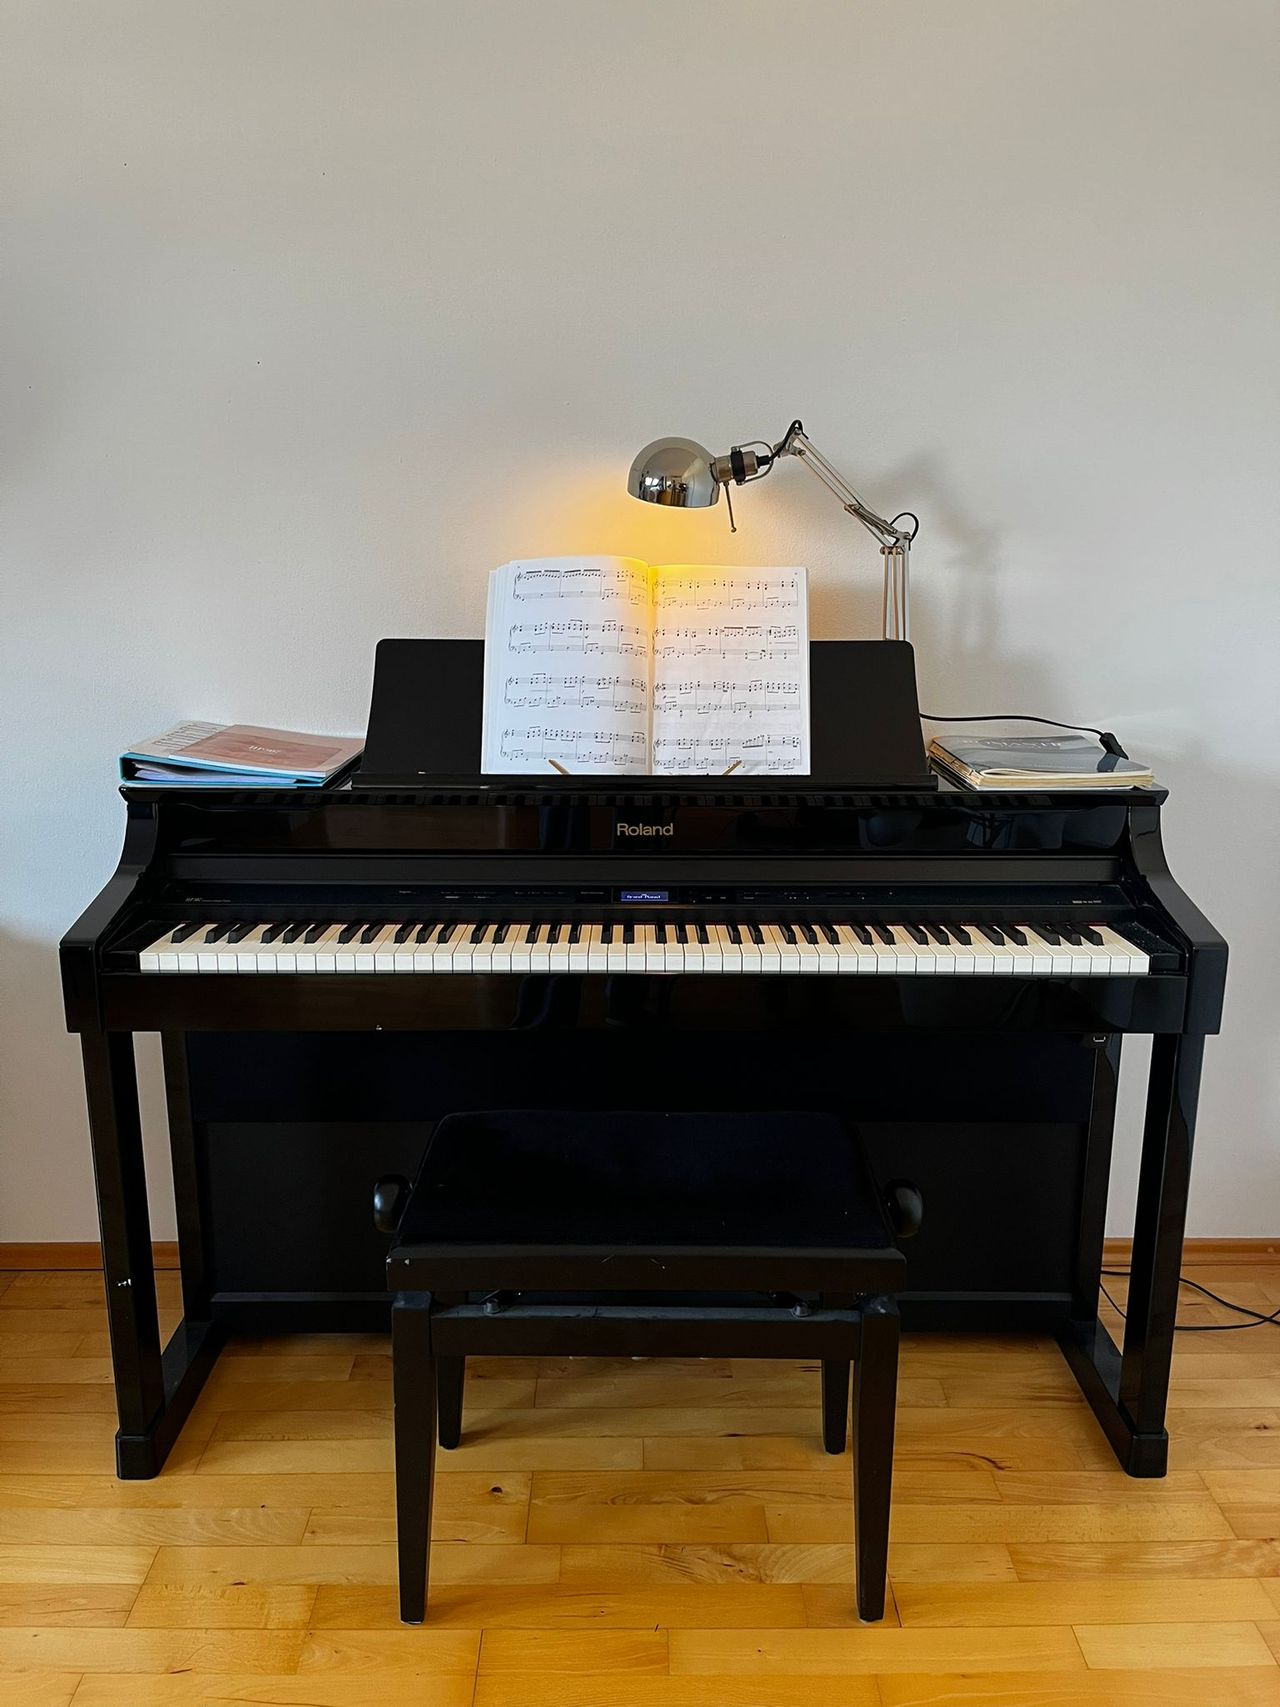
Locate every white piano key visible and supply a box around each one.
[580,928,607,969]
[754,927,782,973]
[1095,924,1150,976]
[712,925,742,973]
[567,926,590,973]
[176,924,213,973]
[737,928,763,973]
[699,928,725,973]
[902,931,937,975]
[545,926,572,974]
[833,926,873,973]
[233,924,271,972]
[922,930,956,974]
[140,929,181,974]
[762,925,798,973]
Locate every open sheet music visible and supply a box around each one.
[480,557,809,776]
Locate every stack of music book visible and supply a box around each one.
[120,722,364,787]
[927,733,1153,790]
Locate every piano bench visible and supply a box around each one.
[381,1109,917,1624]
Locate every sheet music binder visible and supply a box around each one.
[357,638,936,790]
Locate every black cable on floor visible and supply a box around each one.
[1100,1268,1280,1332]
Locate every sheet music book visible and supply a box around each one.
[480,556,810,775]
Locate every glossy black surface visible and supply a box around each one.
[59,771,1226,1480]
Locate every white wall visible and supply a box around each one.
[3,0,1277,1241]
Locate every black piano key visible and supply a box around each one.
[601,923,614,944]
[282,920,310,943]
[437,922,458,944]
[799,922,818,946]
[873,924,894,946]
[675,922,688,945]
[1030,924,1061,946]
[924,924,950,945]
[204,922,232,943]
[546,923,561,944]
[976,924,1005,946]
[1081,925,1105,945]
[819,922,839,946]
[394,922,416,944]
[904,924,928,945]
[493,922,510,943]
[360,922,385,945]
[655,921,668,944]
[622,922,635,944]
[696,922,710,945]
[748,922,764,945]
[304,922,330,943]
[338,921,364,944]
[567,921,581,944]
[415,921,438,943]
[525,923,540,943]
[779,923,797,944]
[470,922,489,944]
[1058,924,1084,946]
[848,923,874,946]
[950,925,972,945]
[726,923,741,945]
[1005,925,1028,945]
[170,921,201,944]
[225,922,253,943]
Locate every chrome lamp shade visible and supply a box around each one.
[627,438,721,509]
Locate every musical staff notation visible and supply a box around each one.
[653,678,801,720]
[504,672,649,713]
[511,564,649,606]
[654,624,800,662]
[508,619,649,658]
[655,574,800,611]
[498,726,648,769]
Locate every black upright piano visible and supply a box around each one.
[61,641,1226,1478]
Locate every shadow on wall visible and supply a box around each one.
[0,923,174,1244]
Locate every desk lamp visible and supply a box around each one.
[627,419,919,641]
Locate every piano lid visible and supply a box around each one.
[356,638,938,793]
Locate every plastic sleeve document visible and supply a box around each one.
[480,556,810,776]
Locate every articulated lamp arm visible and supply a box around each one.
[716,420,919,642]
[627,418,920,641]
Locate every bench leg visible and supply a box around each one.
[853,1297,899,1622]
[821,1361,850,1455]
[437,1357,465,1450]
[392,1294,436,1624]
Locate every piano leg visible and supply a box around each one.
[1058,1031,1204,1477]
[80,1029,222,1478]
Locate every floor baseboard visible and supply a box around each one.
[0,1241,181,1271]
[3,1238,1279,1273]
[1103,1236,1280,1268]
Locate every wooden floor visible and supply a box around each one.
[4,1268,1280,1704]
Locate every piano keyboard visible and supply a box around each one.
[138,919,1152,977]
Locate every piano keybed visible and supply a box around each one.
[137,917,1153,977]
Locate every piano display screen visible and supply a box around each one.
[619,890,670,904]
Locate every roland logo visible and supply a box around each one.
[616,820,674,838]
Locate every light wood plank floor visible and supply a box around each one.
[3,1263,1280,1704]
